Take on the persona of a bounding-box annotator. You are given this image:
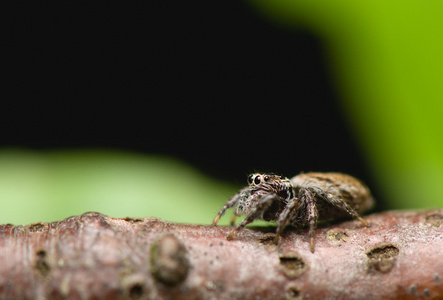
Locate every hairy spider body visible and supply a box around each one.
[212,172,374,252]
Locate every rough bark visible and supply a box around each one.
[1,209,443,300]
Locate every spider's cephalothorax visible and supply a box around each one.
[212,172,374,252]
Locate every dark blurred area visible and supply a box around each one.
[4,1,373,192]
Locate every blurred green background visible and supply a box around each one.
[251,0,443,209]
[0,149,240,225]
[3,1,443,225]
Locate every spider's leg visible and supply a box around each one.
[227,194,276,240]
[212,189,249,226]
[273,197,300,244]
[230,213,238,226]
[322,191,369,226]
[298,189,318,252]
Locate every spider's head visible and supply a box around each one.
[247,173,283,186]
[247,173,294,199]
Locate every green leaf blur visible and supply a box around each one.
[250,0,443,209]
[0,150,239,225]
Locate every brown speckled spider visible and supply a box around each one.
[212,172,374,252]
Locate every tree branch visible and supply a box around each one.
[1,210,443,299]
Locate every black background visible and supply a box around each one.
[5,1,378,203]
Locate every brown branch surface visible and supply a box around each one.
[1,210,443,299]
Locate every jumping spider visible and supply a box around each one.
[212,172,374,252]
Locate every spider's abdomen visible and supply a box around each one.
[291,172,374,219]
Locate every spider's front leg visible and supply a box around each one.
[230,212,240,226]
[226,193,276,240]
[273,197,300,245]
[212,188,249,226]
[297,189,318,252]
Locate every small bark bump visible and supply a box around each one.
[28,222,46,232]
[367,245,399,273]
[259,233,279,251]
[123,217,144,223]
[80,211,112,229]
[279,252,307,279]
[326,229,348,246]
[425,213,443,227]
[285,283,302,300]
[150,233,190,286]
[35,249,50,276]
[128,283,144,300]
[409,284,417,295]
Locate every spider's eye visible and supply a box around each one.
[264,175,270,181]
[254,175,261,185]
[248,174,254,184]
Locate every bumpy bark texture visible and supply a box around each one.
[1,210,443,299]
